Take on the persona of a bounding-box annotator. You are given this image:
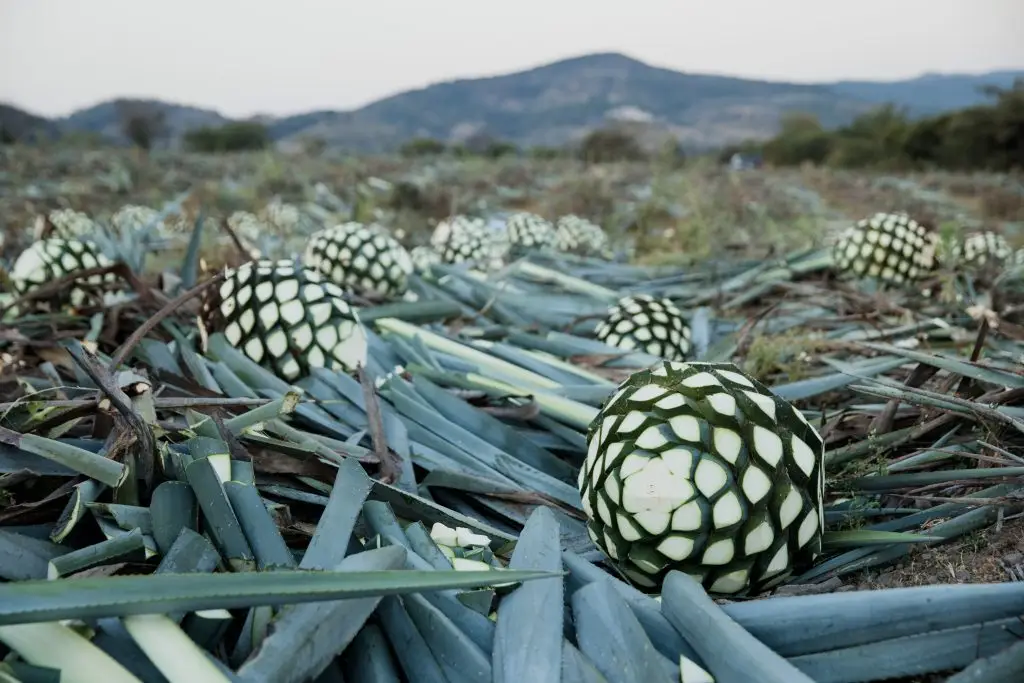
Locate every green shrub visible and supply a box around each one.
[184,122,270,153]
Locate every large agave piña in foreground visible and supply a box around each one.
[198,259,368,382]
[303,222,414,298]
[595,294,692,361]
[7,238,119,310]
[580,361,825,595]
[832,212,938,285]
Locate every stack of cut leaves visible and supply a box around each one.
[1,213,1023,683]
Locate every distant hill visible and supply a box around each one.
[0,103,60,142]
[830,70,1024,115]
[2,53,1021,151]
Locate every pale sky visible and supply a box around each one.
[1,0,1022,119]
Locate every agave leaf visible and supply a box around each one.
[561,641,611,683]
[858,341,1024,389]
[123,613,232,683]
[375,595,449,683]
[223,481,296,570]
[660,572,815,683]
[0,621,142,683]
[236,546,404,683]
[945,639,1024,683]
[0,530,67,581]
[47,528,150,579]
[0,564,557,626]
[301,457,372,569]
[790,616,1022,683]
[822,529,943,548]
[184,456,255,572]
[404,591,493,683]
[493,507,563,683]
[726,581,1024,658]
[339,622,402,682]
[572,581,676,683]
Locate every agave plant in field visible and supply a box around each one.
[579,360,825,594]
[595,294,693,361]
[831,211,939,286]
[303,222,414,299]
[197,258,369,381]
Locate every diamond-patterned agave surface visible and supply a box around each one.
[505,211,555,253]
[303,222,413,298]
[579,361,825,595]
[198,259,368,382]
[832,212,938,285]
[595,294,692,361]
[553,214,609,257]
[953,231,1014,268]
[430,215,503,267]
[410,245,441,274]
[9,238,118,309]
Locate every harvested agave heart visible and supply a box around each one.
[8,238,119,311]
[198,259,368,382]
[505,211,555,254]
[409,245,441,274]
[579,360,825,595]
[595,294,692,361]
[952,230,1014,268]
[303,222,414,298]
[430,215,504,268]
[553,214,609,257]
[831,212,938,285]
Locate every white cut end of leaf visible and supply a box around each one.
[680,654,715,682]
[430,522,459,547]
[123,613,232,683]
[454,527,491,547]
[0,621,142,683]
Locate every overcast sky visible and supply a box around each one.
[2,0,1022,118]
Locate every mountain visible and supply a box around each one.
[3,53,1021,151]
[830,70,1024,115]
[0,103,61,142]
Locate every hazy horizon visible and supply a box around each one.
[2,0,1023,119]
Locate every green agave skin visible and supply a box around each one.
[832,212,938,285]
[580,360,825,596]
[9,238,118,309]
[595,294,692,361]
[304,222,414,299]
[198,259,368,382]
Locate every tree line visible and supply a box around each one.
[721,79,1024,172]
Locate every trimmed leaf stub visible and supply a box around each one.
[198,259,368,382]
[596,294,692,361]
[832,212,938,285]
[579,360,825,596]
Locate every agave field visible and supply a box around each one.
[0,146,1024,683]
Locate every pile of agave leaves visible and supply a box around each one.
[1,206,1024,683]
